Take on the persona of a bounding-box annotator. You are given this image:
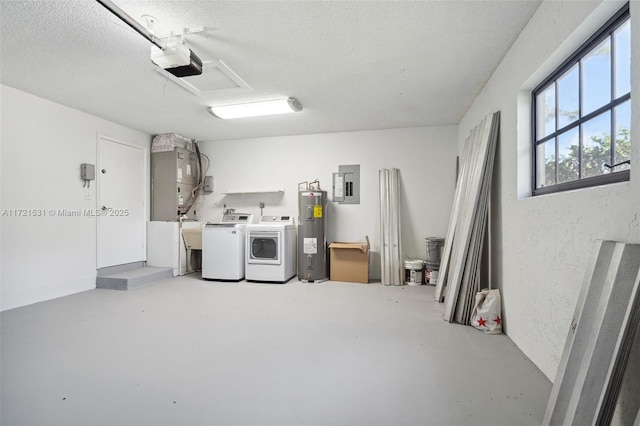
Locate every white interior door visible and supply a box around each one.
[97,136,146,268]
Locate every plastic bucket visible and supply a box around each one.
[403,259,424,286]
[425,237,445,265]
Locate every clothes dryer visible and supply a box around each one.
[245,215,296,283]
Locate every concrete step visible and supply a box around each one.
[97,261,145,276]
[96,266,173,291]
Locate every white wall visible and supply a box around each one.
[458,0,640,380]
[0,85,151,311]
[200,126,458,278]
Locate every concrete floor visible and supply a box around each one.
[1,275,551,426]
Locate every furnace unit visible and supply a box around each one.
[151,134,202,221]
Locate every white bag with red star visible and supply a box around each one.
[471,288,502,334]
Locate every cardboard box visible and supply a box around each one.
[329,236,370,283]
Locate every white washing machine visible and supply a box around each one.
[202,213,255,281]
[245,215,297,283]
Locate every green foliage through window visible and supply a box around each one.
[545,127,631,184]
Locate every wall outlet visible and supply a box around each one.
[85,190,92,200]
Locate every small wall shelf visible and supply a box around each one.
[221,188,285,195]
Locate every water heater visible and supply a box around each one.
[297,181,328,282]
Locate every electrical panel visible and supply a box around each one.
[151,148,198,221]
[81,163,95,181]
[81,163,96,188]
[203,175,214,193]
[333,164,360,204]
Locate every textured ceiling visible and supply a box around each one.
[0,0,541,141]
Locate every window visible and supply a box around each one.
[532,4,631,195]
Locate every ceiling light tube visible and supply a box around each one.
[207,98,302,119]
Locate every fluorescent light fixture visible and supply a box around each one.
[207,98,302,119]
